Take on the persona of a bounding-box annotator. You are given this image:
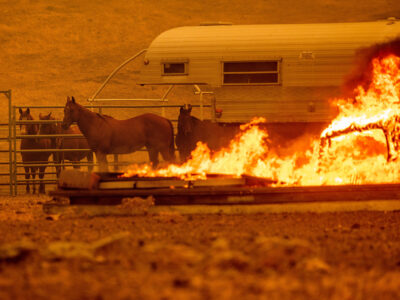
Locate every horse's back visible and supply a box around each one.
[137,114,174,152]
[193,120,235,150]
[177,118,239,161]
[87,112,174,159]
[110,113,173,143]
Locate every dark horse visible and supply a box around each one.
[18,108,52,193]
[176,105,239,162]
[62,96,175,172]
[39,112,94,175]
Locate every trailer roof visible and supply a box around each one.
[145,20,400,58]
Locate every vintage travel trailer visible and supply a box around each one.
[136,19,400,131]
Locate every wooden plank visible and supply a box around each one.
[99,181,136,190]
[136,179,187,189]
[98,179,188,189]
[69,196,123,205]
[98,176,245,189]
[48,183,400,206]
[191,177,245,187]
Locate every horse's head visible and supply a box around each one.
[62,96,79,130]
[18,108,37,135]
[39,112,58,135]
[178,104,193,136]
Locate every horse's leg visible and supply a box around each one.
[113,154,119,172]
[53,151,61,178]
[24,166,30,193]
[147,147,159,168]
[96,151,108,172]
[31,167,37,194]
[61,151,66,171]
[160,148,174,164]
[38,166,46,194]
[160,139,176,164]
[87,152,94,173]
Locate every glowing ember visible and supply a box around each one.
[122,54,400,186]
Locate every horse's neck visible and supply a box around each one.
[54,123,63,134]
[185,116,199,127]
[76,105,106,135]
[191,115,200,122]
[40,123,55,135]
[27,122,38,135]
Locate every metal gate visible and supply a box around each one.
[0,90,12,195]
[1,93,210,196]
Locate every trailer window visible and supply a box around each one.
[223,61,280,85]
[162,62,187,75]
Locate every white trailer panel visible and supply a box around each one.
[139,20,400,123]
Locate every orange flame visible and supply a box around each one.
[123,54,400,186]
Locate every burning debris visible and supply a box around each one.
[122,52,400,186]
[320,54,400,162]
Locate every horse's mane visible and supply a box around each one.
[96,113,115,120]
[190,115,201,122]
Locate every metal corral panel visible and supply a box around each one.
[139,20,400,123]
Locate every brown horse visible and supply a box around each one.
[61,96,175,172]
[18,108,52,193]
[176,105,239,162]
[39,112,94,175]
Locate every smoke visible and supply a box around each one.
[342,36,400,98]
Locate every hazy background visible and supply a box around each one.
[1,0,400,113]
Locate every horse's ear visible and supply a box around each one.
[71,96,76,103]
[67,96,70,102]
[39,113,43,119]
[188,104,192,113]
[18,108,22,114]
[26,108,30,114]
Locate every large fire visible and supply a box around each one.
[123,54,400,186]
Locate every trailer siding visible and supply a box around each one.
[139,21,400,123]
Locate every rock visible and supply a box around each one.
[45,214,60,221]
[299,257,330,273]
[211,237,230,250]
[0,240,37,262]
[41,231,131,261]
[210,250,250,271]
[41,241,96,261]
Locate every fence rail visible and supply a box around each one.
[0,91,212,196]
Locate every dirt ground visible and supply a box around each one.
[0,195,400,299]
[2,0,400,299]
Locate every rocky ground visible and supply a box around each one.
[1,1,400,299]
[0,195,400,299]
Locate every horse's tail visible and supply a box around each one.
[167,119,176,162]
